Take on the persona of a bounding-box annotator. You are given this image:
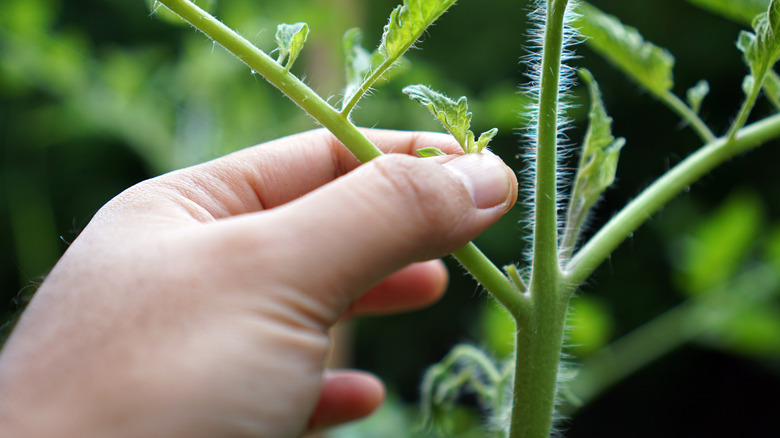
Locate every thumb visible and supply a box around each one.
[225,152,517,319]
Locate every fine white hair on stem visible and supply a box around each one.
[518,0,582,266]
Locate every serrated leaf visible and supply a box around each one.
[686,79,710,114]
[738,0,780,79]
[576,69,625,206]
[475,128,499,152]
[341,0,458,114]
[575,2,675,96]
[685,0,769,25]
[417,147,446,157]
[379,0,457,60]
[403,84,497,153]
[275,22,309,71]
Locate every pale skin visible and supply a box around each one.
[0,129,517,437]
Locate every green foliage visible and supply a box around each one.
[379,0,457,61]
[738,0,780,81]
[562,69,623,252]
[342,28,382,108]
[481,301,516,359]
[567,296,614,357]
[5,0,780,436]
[572,69,623,208]
[674,191,764,295]
[576,2,675,96]
[403,85,498,154]
[419,345,511,436]
[341,0,458,115]
[274,22,309,71]
[686,0,770,24]
[686,79,710,115]
[416,147,446,157]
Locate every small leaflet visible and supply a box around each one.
[341,0,457,114]
[379,0,457,61]
[403,84,498,154]
[737,0,780,81]
[574,69,625,209]
[686,79,710,115]
[275,22,309,71]
[417,147,446,157]
[575,2,675,96]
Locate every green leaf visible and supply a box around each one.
[416,147,446,157]
[341,0,458,114]
[575,2,675,96]
[379,0,457,61]
[403,84,497,154]
[419,345,508,434]
[738,0,780,79]
[574,69,625,208]
[275,22,309,71]
[686,80,710,114]
[675,191,764,295]
[685,0,769,25]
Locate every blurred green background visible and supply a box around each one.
[2,0,779,436]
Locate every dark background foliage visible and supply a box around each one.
[2,1,779,436]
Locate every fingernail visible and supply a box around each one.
[444,154,513,209]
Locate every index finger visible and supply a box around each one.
[161,128,463,219]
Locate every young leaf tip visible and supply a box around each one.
[417,147,446,157]
[275,22,309,71]
[403,84,498,154]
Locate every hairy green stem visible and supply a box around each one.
[659,91,716,143]
[727,79,763,140]
[453,243,528,317]
[340,60,395,117]
[509,1,570,437]
[566,112,780,286]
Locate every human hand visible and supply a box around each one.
[0,129,517,437]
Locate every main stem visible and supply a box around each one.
[508,1,570,437]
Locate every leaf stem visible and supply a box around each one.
[727,79,763,140]
[566,112,780,286]
[340,59,395,117]
[658,91,716,143]
[453,244,529,316]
